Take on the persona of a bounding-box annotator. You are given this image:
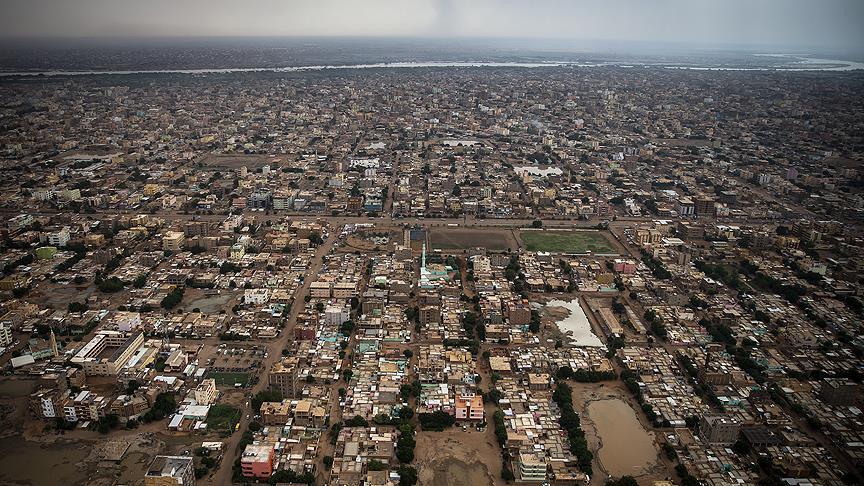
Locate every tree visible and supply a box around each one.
[531,219,543,228]
[418,410,456,431]
[142,393,176,422]
[68,301,88,313]
[126,380,140,394]
[398,407,414,420]
[268,469,314,485]
[344,415,369,427]
[398,466,418,486]
[606,477,638,486]
[396,425,416,463]
[160,286,185,309]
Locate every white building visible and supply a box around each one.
[193,378,219,406]
[0,323,12,347]
[36,393,57,419]
[70,331,145,376]
[324,306,350,326]
[47,226,71,247]
[244,288,270,305]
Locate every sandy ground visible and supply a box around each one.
[414,428,504,486]
[429,227,518,252]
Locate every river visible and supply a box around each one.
[2,55,862,77]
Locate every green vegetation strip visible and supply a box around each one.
[552,382,593,475]
[206,371,250,386]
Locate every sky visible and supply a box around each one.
[1,0,863,50]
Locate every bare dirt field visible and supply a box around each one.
[183,288,239,314]
[414,428,504,486]
[651,138,711,147]
[34,283,97,309]
[429,227,518,251]
[200,153,283,169]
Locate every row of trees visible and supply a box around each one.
[160,286,184,309]
[551,382,593,475]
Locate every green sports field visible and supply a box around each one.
[519,230,617,254]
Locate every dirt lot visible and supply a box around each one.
[34,282,97,310]
[429,227,518,251]
[183,288,239,314]
[199,342,265,373]
[415,428,504,486]
[200,153,284,169]
[651,138,711,147]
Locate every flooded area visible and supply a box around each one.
[545,299,604,347]
[0,437,91,485]
[587,398,658,477]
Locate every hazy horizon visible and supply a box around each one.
[1,0,862,52]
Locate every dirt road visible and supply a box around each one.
[209,230,338,485]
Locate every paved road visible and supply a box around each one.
[1,206,653,227]
[209,229,338,485]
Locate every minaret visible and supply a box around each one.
[49,328,59,358]
[421,243,427,271]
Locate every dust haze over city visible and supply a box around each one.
[0,1,863,486]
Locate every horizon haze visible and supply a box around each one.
[0,0,863,53]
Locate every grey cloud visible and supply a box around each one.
[0,0,861,50]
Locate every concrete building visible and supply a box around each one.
[240,443,274,479]
[695,197,716,217]
[162,231,185,252]
[269,357,300,398]
[517,451,547,482]
[324,306,350,326]
[144,455,195,486]
[70,331,145,376]
[820,378,862,406]
[332,281,358,299]
[0,323,11,347]
[193,378,218,406]
[454,393,484,421]
[47,226,71,247]
[699,415,740,445]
